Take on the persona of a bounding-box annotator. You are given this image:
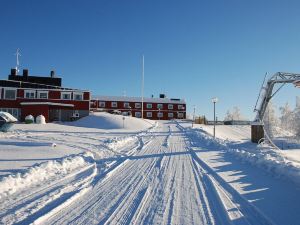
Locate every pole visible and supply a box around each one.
[141,55,144,119]
[213,102,216,138]
[192,106,195,128]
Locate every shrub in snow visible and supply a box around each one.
[25,115,34,124]
[263,101,279,138]
[36,115,46,124]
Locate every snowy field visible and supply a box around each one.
[0,114,300,224]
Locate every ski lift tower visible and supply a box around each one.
[252,72,300,143]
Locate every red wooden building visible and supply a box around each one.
[0,69,90,122]
[91,95,186,120]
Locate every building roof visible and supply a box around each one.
[92,95,186,104]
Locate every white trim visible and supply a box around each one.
[168,104,174,110]
[37,90,49,99]
[111,102,117,108]
[146,103,152,109]
[124,102,130,108]
[99,101,105,107]
[135,103,141,108]
[20,102,74,107]
[168,112,174,118]
[3,88,17,100]
[146,112,152,118]
[157,104,163,109]
[157,112,163,118]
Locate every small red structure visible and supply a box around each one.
[91,95,186,120]
[0,69,90,122]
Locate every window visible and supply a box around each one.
[157,104,163,109]
[135,103,141,108]
[146,112,152,118]
[158,112,163,118]
[168,113,174,118]
[4,89,16,100]
[73,92,83,101]
[168,104,174,110]
[147,103,152,109]
[99,102,105,107]
[0,108,19,119]
[178,105,184,110]
[178,112,184,118]
[37,91,48,99]
[61,92,71,100]
[111,102,117,108]
[24,90,35,99]
[124,102,130,108]
[135,112,141,118]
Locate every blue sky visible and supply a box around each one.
[1,0,300,119]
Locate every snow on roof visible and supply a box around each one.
[0,112,18,122]
[92,96,186,104]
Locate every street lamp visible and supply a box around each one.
[211,97,218,138]
[192,105,196,128]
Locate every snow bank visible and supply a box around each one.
[185,126,300,186]
[69,112,154,130]
[0,152,94,199]
[104,136,136,150]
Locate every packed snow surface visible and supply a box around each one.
[0,116,300,224]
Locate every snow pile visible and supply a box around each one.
[36,115,46,124]
[104,136,136,150]
[69,112,154,130]
[0,152,94,199]
[186,126,300,186]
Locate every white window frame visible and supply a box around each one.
[24,90,36,99]
[73,92,83,101]
[146,103,152,109]
[178,112,184,118]
[124,102,130,108]
[146,112,152,118]
[168,104,174,110]
[0,88,2,99]
[61,92,72,100]
[37,91,48,99]
[135,112,142,118]
[135,103,141,108]
[168,113,174,118]
[4,88,17,100]
[178,104,184,110]
[157,104,163,109]
[99,101,106,107]
[158,112,163,118]
[111,102,118,108]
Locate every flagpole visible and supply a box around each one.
[141,55,144,119]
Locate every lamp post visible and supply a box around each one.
[192,105,196,128]
[158,108,161,120]
[211,97,218,138]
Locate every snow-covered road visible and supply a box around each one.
[2,120,299,224]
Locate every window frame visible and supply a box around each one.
[168,113,174,118]
[146,103,152,109]
[135,111,142,118]
[135,103,141,108]
[111,102,118,108]
[73,92,83,101]
[157,104,163,109]
[37,91,48,99]
[168,104,174,110]
[157,112,163,118]
[178,104,184,110]
[124,102,130,108]
[178,112,184,118]
[99,101,106,108]
[61,92,72,100]
[146,112,152,118]
[4,88,17,100]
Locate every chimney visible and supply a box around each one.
[11,68,17,76]
[50,70,55,78]
[159,94,166,98]
[23,69,29,77]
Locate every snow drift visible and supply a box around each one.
[0,152,95,199]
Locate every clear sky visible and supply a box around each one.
[1,0,300,120]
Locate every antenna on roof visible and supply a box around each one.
[14,48,21,73]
